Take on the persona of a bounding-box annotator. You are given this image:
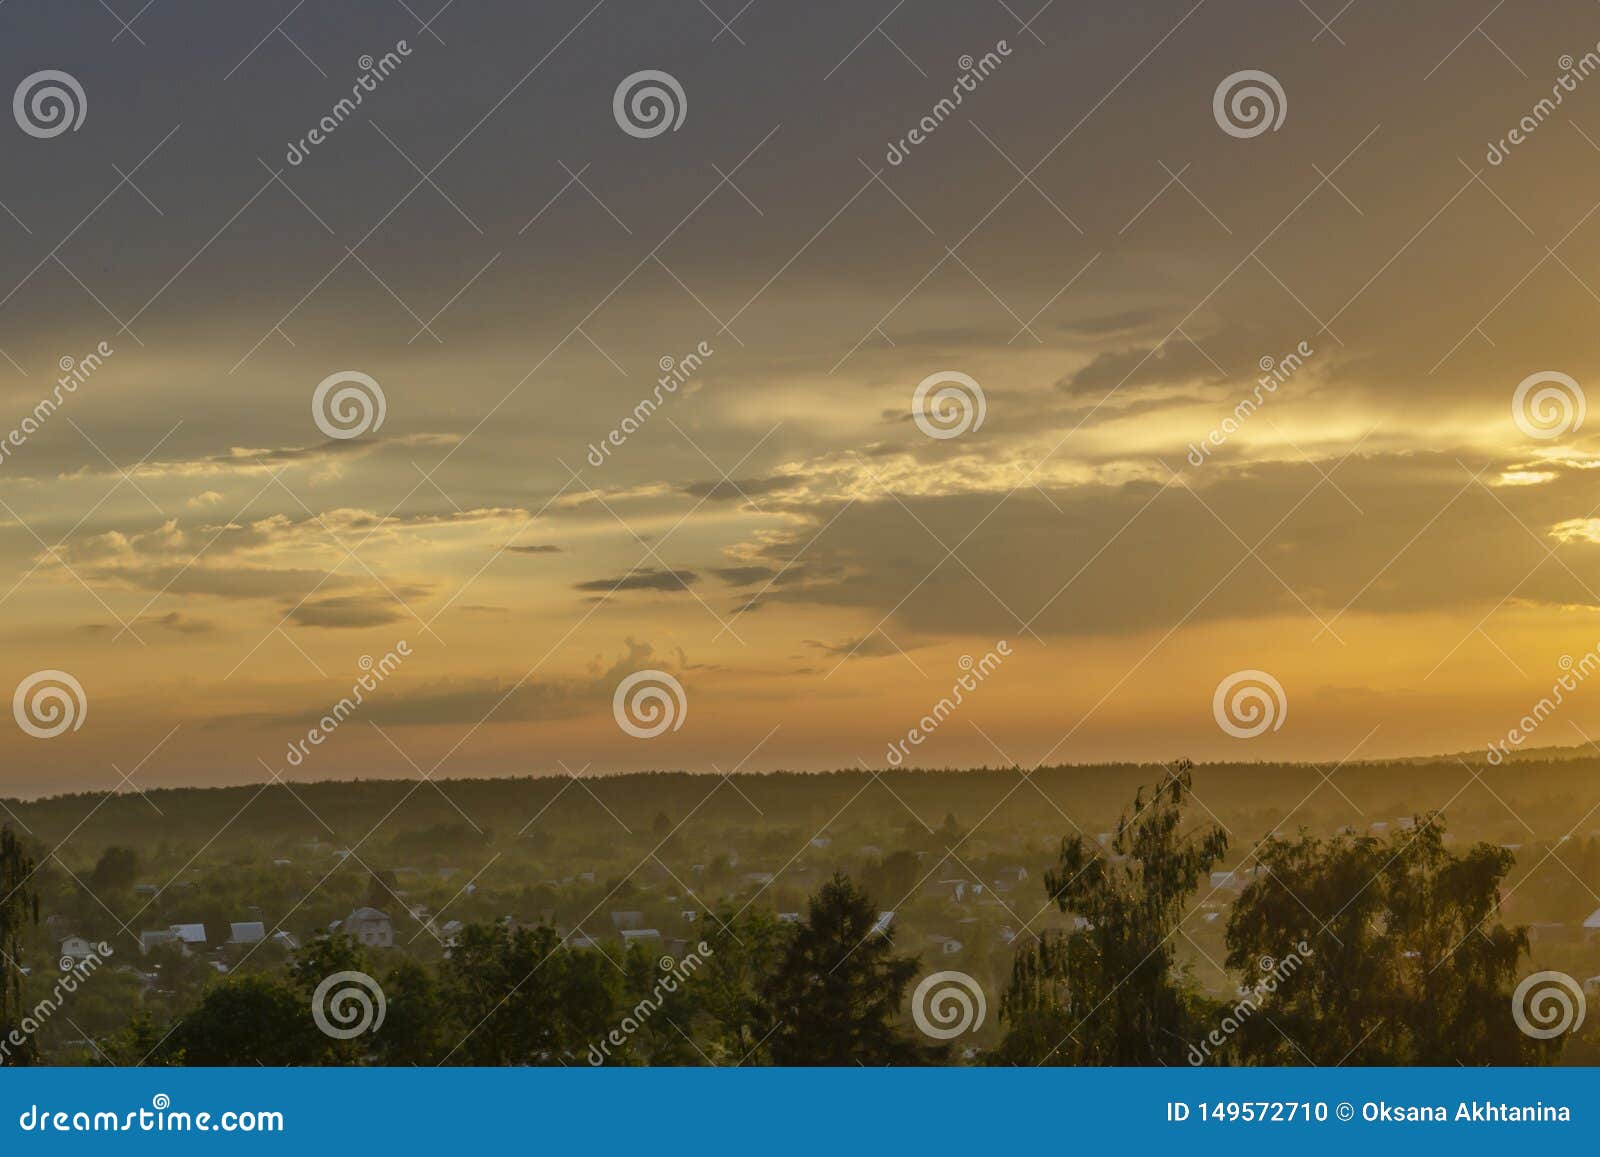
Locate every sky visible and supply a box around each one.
[6,0,1600,794]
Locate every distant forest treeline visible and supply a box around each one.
[6,753,1600,850]
[2,756,1599,1065]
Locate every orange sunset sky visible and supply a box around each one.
[6,1,1600,794]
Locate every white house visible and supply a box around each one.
[776,912,801,924]
[343,907,394,948]
[139,929,179,954]
[59,935,97,962]
[228,921,265,945]
[1583,907,1600,942]
[620,928,662,947]
[169,923,207,947]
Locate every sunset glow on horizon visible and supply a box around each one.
[8,3,1600,795]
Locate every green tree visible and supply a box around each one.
[89,846,138,895]
[994,760,1228,1065]
[105,1013,172,1067]
[607,941,704,1065]
[438,921,617,1064]
[1224,815,1546,1065]
[695,909,791,1064]
[161,975,322,1065]
[287,933,379,1063]
[863,850,919,902]
[362,869,398,912]
[288,932,370,993]
[0,830,38,1065]
[760,872,936,1064]
[371,959,447,1066]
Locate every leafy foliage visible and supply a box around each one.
[0,829,38,1066]
[760,872,939,1064]
[994,761,1228,1065]
[1224,817,1549,1065]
